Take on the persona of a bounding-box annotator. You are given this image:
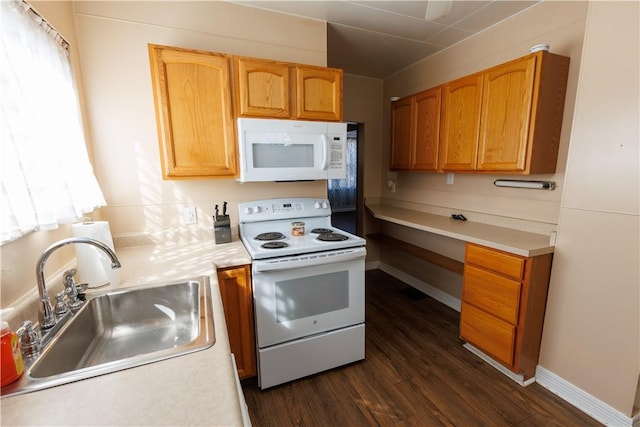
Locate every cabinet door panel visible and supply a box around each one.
[440,74,483,171]
[295,66,343,121]
[149,45,237,178]
[412,87,442,171]
[463,265,521,324]
[460,302,515,367]
[477,56,536,171]
[465,243,525,280]
[218,265,256,379]
[235,57,291,118]
[390,97,413,170]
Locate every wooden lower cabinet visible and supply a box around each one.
[460,302,516,366]
[217,265,256,379]
[460,243,552,379]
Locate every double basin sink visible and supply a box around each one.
[1,277,215,398]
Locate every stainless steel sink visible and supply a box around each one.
[1,277,215,398]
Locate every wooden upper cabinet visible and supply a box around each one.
[389,87,442,172]
[390,96,413,170]
[477,52,570,174]
[234,57,291,118]
[148,44,237,179]
[439,73,483,172]
[294,65,343,121]
[235,59,343,121]
[412,86,442,171]
[478,56,535,172]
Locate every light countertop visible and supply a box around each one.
[367,203,554,257]
[0,239,252,426]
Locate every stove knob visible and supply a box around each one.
[321,202,328,209]
[253,206,262,214]
[244,207,253,215]
[314,201,321,209]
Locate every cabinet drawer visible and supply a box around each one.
[460,302,515,367]
[463,265,521,324]
[466,244,525,280]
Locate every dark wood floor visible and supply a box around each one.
[242,269,601,426]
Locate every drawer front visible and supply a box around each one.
[463,265,521,324]
[466,244,525,280]
[460,302,515,367]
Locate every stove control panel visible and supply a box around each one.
[272,202,304,214]
[239,198,331,222]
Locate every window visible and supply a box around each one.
[0,0,105,244]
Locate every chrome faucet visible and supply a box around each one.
[36,237,122,331]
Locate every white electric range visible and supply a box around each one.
[238,197,366,389]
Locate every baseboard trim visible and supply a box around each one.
[536,365,636,426]
[377,262,461,312]
[463,343,535,387]
[365,260,380,271]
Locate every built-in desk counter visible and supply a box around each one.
[366,203,554,257]
[367,202,555,382]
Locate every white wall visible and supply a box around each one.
[342,73,384,216]
[538,1,639,416]
[72,1,329,244]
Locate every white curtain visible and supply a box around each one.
[0,0,106,244]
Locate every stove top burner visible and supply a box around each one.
[317,232,349,242]
[310,228,333,234]
[261,241,289,249]
[255,232,285,241]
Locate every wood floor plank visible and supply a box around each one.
[242,269,602,426]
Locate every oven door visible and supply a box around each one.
[252,247,365,348]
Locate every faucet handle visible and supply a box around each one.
[54,291,69,318]
[63,269,84,310]
[63,268,77,285]
[17,320,41,358]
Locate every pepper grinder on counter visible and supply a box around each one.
[214,201,231,244]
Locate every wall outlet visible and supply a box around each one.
[183,207,197,225]
[446,173,454,185]
[387,179,396,192]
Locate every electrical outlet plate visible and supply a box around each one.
[183,207,197,225]
[446,173,454,185]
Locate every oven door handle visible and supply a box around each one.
[252,247,366,272]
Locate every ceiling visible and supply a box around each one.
[231,1,539,79]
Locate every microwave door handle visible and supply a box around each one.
[321,134,329,170]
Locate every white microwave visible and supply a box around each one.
[237,118,347,182]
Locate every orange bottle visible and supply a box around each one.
[1,321,24,387]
